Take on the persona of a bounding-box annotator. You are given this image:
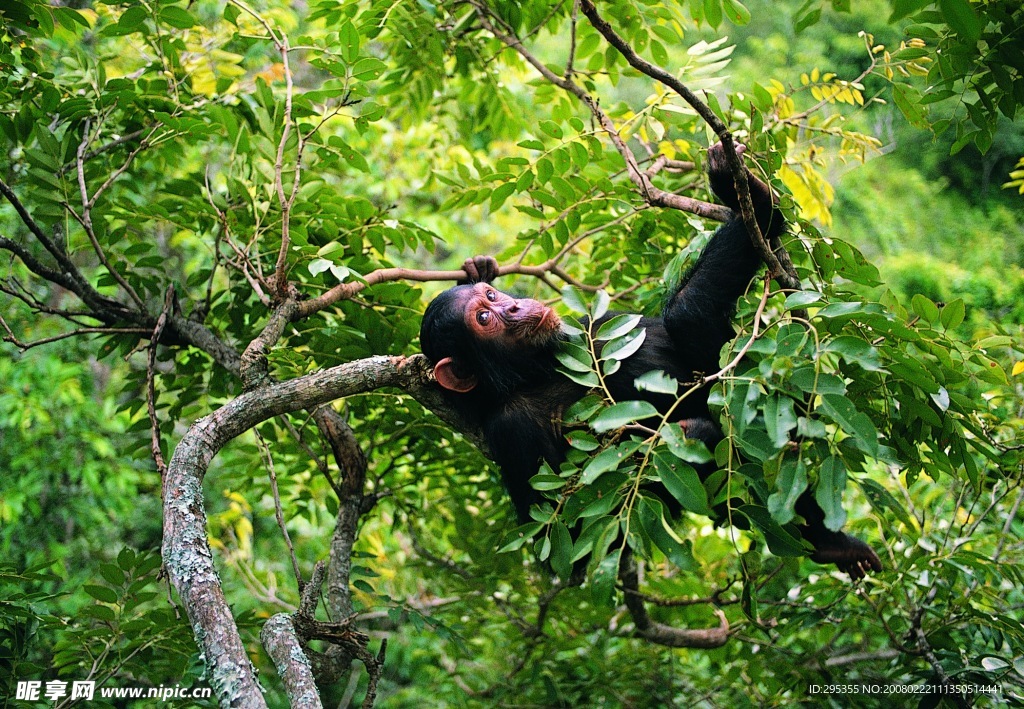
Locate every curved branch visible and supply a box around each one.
[618,546,730,649]
[161,354,441,707]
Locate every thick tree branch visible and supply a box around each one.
[261,615,324,709]
[315,406,368,619]
[162,354,447,707]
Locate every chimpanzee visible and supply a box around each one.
[420,143,882,580]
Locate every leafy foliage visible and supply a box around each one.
[798,0,1024,156]
[1,0,1022,705]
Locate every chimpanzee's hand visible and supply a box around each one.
[706,142,778,212]
[706,141,746,181]
[458,255,499,284]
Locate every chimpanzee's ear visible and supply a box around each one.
[433,357,478,393]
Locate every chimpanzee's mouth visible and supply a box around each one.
[533,308,559,334]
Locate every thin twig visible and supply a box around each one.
[256,430,304,587]
[0,318,148,351]
[470,2,731,223]
[74,120,147,309]
[147,287,175,479]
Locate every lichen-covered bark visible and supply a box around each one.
[161,355,440,707]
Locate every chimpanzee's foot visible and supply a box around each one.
[809,533,882,581]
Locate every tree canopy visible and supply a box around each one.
[1,0,1023,706]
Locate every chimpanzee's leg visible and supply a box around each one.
[796,493,883,580]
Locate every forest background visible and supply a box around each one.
[1,0,1023,706]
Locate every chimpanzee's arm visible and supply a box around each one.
[662,144,784,373]
[484,410,559,523]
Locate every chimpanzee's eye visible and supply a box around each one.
[477,310,491,325]
[486,290,497,301]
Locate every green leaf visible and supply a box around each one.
[736,505,806,556]
[489,182,516,211]
[910,293,940,324]
[99,564,124,586]
[559,368,601,388]
[576,488,625,520]
[939,298,965,331]
[662,425,713,464]
[159,6,195,29]
[633,370,678,396]
[815,456,847,531]
[889,0,931,21]
[795,7,821,32]
[704,0,723,28]
[857,478,916,528]
[536,157,554,185]
[785,290,823,309]
[601,328,647,361]
[561,286,588,314]
[591,401,659,433]
[550,521,573,581]
[117,547,136,571]
[536,535,551,561]
[653,452,710,515]
[591,548,621,606]
[566,431,600,451]
[762,395,797,449]
[530,473,566,491]
[352,57,387,81]
[975,335,1013,350]
[118,6,148,30]
[893,84,928,129]
[565,394,604,423]
[650,39,668,65]
[555,348,593,373]
[340,21,360,62]
[767,458,807,525]
[581,442,641,484]
[571,518,613,560]
[595,313,643,341]
[939,0,982,44]
[85,605,116,622]
[328,137,370,173]
[818,393,880,457]
[722,0,751,25]
[591,290,611,321]
[824,336,884,372]
[498,523,544,553]
[539,120,563,139]
[637,497,695,570]
[84,585,118,604]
